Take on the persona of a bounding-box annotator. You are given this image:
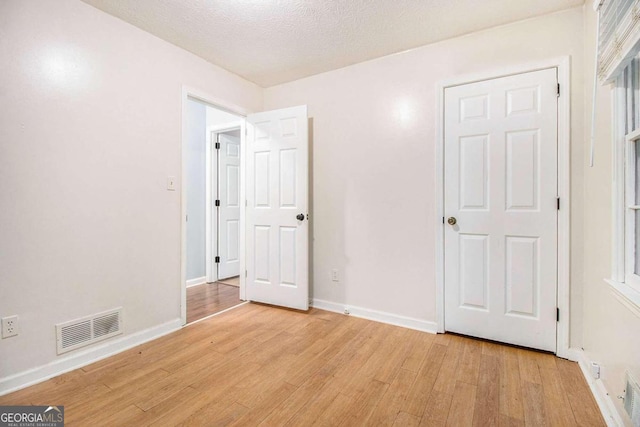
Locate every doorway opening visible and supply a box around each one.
[185,96,245,324]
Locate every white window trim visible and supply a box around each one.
[609,75,640,314]
[624,129,640,290]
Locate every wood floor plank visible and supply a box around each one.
[445,381,477,427]
[517,350,542,385]
[540,366,577,426]
[313,392,355,426]
[178,397,249,426]
[394,411,422,426]
[481,341,503,358]
[401,330,435,373]
[186,282,242,324]
[367,368,418,426]
[521,381,547,426]
[497,414,526,426]
[258,368,336,425]
[64,368,172,424]
[373,327,414,384]
[0,306,605,426]
[457,338,483,386]
[287,383,343,426]
[472,354,500,426]
[339,323,391,398]
[433,335,464,395]
[402,343,448,416]
[556,359,606,426]
[420,417,447,427]
[499,346,524,421]
[69,403,145,427]
[138,386,212,426]
[338,379,389,427]
[421,390,454,425]
[229,381,298,426]
[233,354,298,408]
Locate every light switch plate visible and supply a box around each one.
[167,176,177,191]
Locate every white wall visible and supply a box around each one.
[265,8,585,337]
[0,0,262,383]
[206,106,241,130]
[185,99,207,281]
[582,6,640,425]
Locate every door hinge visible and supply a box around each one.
[557,83,560,97]
[556,307,560,322]
[215,199,220,207]
[557,197,560,210]
[245,270,248,277]
[215,256,220,263]
[215,142,220,149]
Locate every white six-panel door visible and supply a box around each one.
[246,105,309,310]
[218,132,241,280]
[444,68,558,352]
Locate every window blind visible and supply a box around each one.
[598,0,640,82]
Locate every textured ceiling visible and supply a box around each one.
[81,0,584,87]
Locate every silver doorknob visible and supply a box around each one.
[447,217,457,225]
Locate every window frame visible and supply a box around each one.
[624,128,640,292]
[610,62,640,310]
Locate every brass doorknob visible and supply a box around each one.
[447,217,457,225]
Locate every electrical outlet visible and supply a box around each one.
[590,362,601,379]
[331,269,339,282]
[2,315,19,338]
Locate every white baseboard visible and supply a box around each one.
[0,318,182,396]
[312,299,438,334]
[561,347,582,362]
[574,349,625,427]
[186,276,207,288]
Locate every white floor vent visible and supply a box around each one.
[625,372,640,427]
[55,308,123,354]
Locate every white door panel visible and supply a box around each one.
[444,68,558,352]
[246,105,309,310]
[218,132,241,279]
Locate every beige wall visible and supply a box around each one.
[582,6,640,425]
[265,7,585,339]
[0,0,262,384]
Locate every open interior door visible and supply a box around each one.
[246,105,309,310]
[218,132,241,280]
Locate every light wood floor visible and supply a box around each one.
[187,282,242,324]
[0,303,604,426]
[219,276,240,288]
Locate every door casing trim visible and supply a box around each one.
[434,57,571,358]
[180,86,248,326]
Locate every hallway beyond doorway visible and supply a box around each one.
[186,282,242,323]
